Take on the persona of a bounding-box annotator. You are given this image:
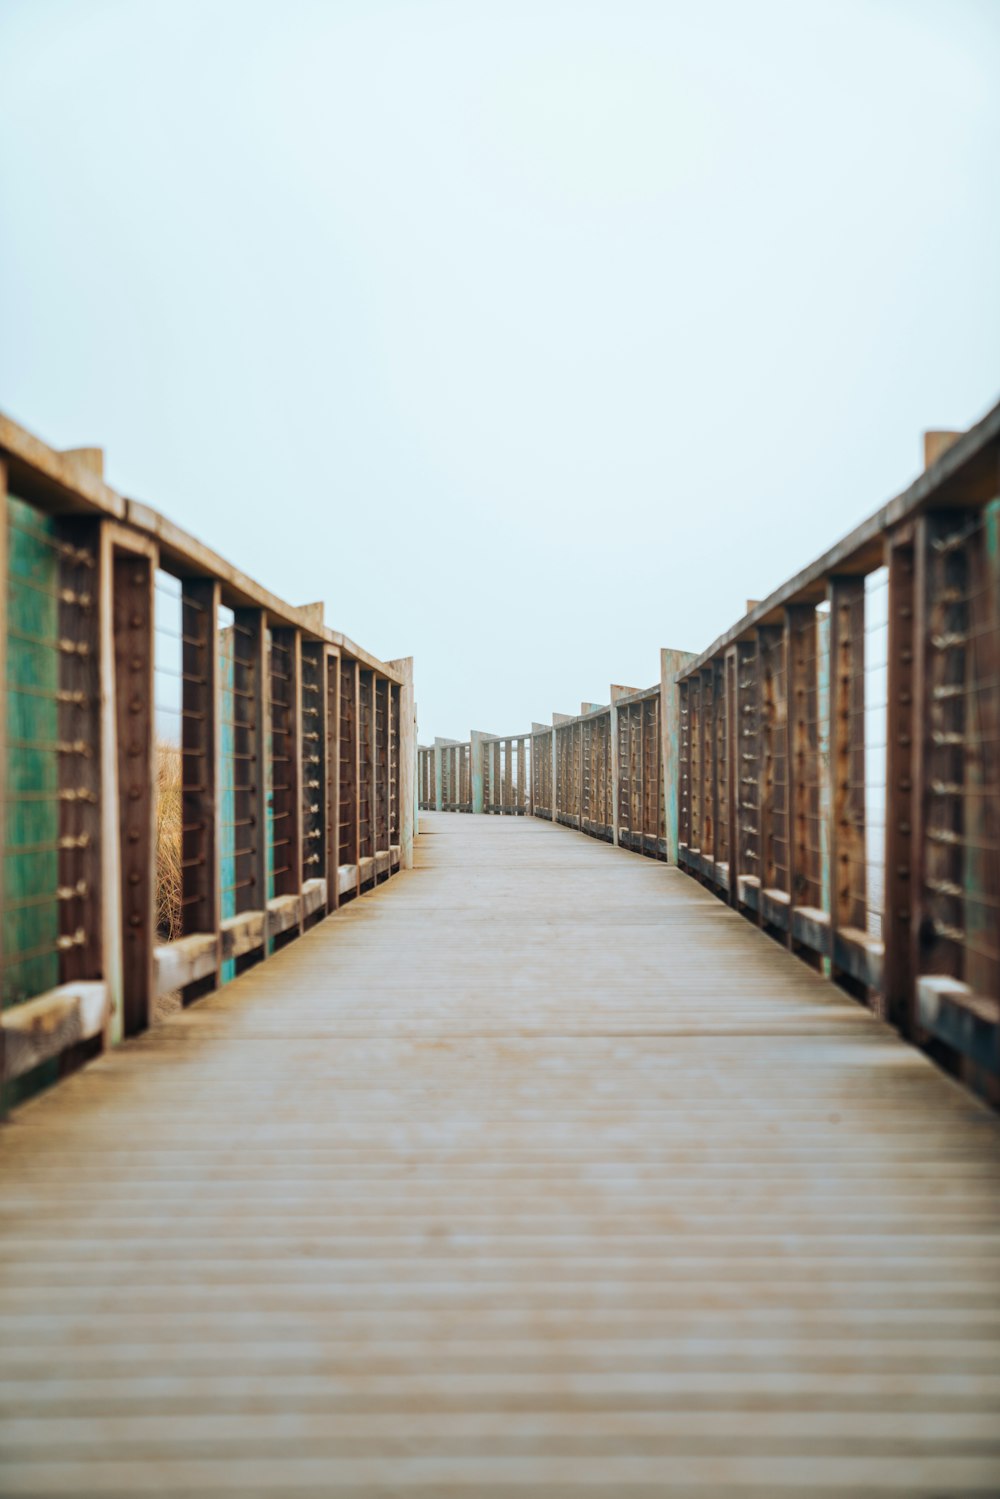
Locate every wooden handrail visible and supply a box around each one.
[1,413,417,1104]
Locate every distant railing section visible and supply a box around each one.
[1,413,417,1107]
[418,733,529,815]
[481,733,530,815]
[421,408,1000,1095]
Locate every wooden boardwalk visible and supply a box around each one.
[1,812,999,1496]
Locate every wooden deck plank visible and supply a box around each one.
[1,811,998,1495]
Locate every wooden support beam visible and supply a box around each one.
[724,647,739,904]
[232,609,268,958]
[269,627,302,910]
[884,528,917,1032]
[300,639,326,915]
[112,545,156,1034]
[701,667,715,864]
[757,624,785,908]
[676,681,689,852]
[828,577,867,977]
[388,657,416,866]
[325,647,340,907]
[433,736,443,812]
[551,722,558,821]
[180,577,221,998]
[470,731,485,815]
[786,604,818,949]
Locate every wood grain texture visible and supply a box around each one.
[0,812,998,1496]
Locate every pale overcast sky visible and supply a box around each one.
[2,0,997,739]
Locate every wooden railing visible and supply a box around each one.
[677,418,1000,1084]
[421,404,1000,1095]
[417,733,530,814]
[1,412,417,1106]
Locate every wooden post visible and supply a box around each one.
[677,680,690,853]
[470,730,486,814]
[433,737,443,812]
[828,578,867,972]
[724,647,739,904]
[701,667,715,866]
[325,648,340,909]
[111,543,156,1033]
[268,626,301,921]
[232,609,268,951]
[180,577,221,995]
[688,677,701,858]
[612,711,619,842]
[756,624,783,919]
[551,722,559,822]
[388,657,415,868]
[786,604,818,949]
[300,638,326,913]
[884,527,916,1033]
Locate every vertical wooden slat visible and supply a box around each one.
[609,698,621,848]
[725,647,739,904]
[67,518,103,989]
[433,736,442,813]
[393,657,415,867]
[701,668,715,865]
[180,578,220,992]
[828,577,867,966]
[688,678,701,856]
[884,528,916,1032]
[112,548,156,1034]
[470,730,485,814]
[659,647,692,869]
[551,723,558,824]
[758,623,779,917]
[232,609,268,940]
[786,604,818,950]
[299,638,325,914]
[358,669,373,889]
[332,650,344,905]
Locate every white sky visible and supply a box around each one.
[2,0,998,740]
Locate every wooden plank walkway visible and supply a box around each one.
[1,812,999,1496]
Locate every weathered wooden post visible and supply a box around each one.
[470,730,488,814]
[110,534,157,1034]
[269,626,302,932]
[827,578,866,979]
[756,623,784,924]
[232,608,269,964]
[176,576,222,996]
[328,650,344,905]
[724,647,739,902]
[388,658,415,867]
[786,604,819,953]
[659,656,692,869]
[884,527,917,1033]
[433,736,444,812]
[609,686,633,848]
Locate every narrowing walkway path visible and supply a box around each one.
[1,813,999,1495]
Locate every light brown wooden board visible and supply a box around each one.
[0,812,998,1495]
